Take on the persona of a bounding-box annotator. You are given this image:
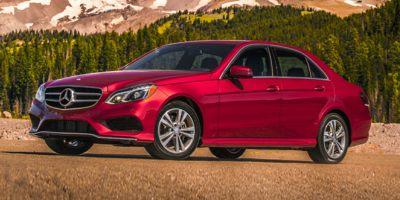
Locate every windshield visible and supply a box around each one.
[125,43,236,71]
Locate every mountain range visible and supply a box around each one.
[0,0,387,35]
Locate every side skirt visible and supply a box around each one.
[201,138,316,149]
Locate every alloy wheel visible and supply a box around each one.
[323,119,346,159]
[157,108,196,154]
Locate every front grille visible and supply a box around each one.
[45,86,102,110]
[39,120,96,134]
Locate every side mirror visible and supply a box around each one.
[229,65,253,78]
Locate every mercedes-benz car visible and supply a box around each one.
[29,40,371,163]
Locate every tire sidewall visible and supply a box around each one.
[209,147,246,159]
[317,113,349,163]
[45,138,93,155]
[153,101,201,159]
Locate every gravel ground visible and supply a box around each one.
[0,140,399,199]
[352,123,400,155]
[0,119,399,199]
[0,119,33,140]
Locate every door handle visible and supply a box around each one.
[266,85,279,92]
[314,85,325,92]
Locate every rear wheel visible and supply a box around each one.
[307,113,349,164]
[44,138,93,155]
[209,147,246,159]
[145,101,201,160]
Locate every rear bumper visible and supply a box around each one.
[350,114,371,147]
[350,136,368,147]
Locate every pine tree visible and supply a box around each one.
[387,41,400,121]
[317,35,346,77]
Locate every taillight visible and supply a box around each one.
[360,91,369,107]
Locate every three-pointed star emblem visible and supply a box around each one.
[59,88,75,107]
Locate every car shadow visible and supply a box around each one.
[2,151,313,164]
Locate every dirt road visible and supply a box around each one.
[0,140,399,199]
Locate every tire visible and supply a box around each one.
[307,113,349,164]
[144,145,161,159]
[45,138,93,155]
[209,147,245,159]
[144,101,201,160]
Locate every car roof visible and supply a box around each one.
[167,40,300,50]
[165,40,246,46]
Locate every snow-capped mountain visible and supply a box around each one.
[0,0,386,35]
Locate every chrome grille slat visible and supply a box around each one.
[46,92,61,95]
[45,86,102,110]
[46,99,59,102]
[74,99,98,102]
[75,92,102,96]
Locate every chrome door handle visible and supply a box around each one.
[314,85,325,92]
[266,85,279,92]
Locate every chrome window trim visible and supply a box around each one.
[256,76,331,81]
[44,85,103,111]
[269,44,330,80]
[219,43,330,81]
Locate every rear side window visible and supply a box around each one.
[274,47,310,78]
[308,59,327,79]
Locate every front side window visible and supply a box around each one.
[274,48,310,78]
[125,43,236,72]
[232,47,272,76]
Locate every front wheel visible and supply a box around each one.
[209,147,246,159]
[307,113,349,164]
[145,101,201,160]
[45,138,93,155]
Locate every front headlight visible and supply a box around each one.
[106,85,157,104]
[35,83,45,103]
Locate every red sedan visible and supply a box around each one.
[29,40,371,163]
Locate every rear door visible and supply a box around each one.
[217,46,282,138]
[272,47,333,139]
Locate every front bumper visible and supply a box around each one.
[29,90,166,143]
[30,131,139,144]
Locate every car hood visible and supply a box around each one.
[46,70,209,91]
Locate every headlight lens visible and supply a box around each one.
[106,85,157,104]
[35,84,45,103]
